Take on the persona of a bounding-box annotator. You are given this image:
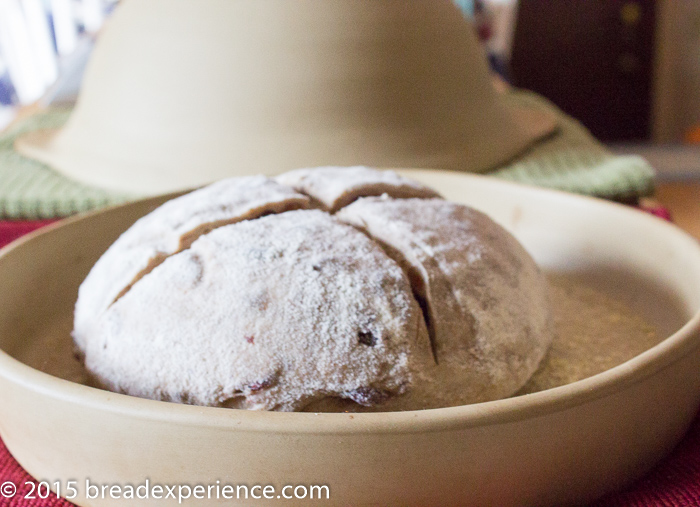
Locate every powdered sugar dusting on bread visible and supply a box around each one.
[82,210,432,411]
[73,176,310,353]
[276,166,441,212]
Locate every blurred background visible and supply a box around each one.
[0,0,700,172]
[0,0,699,176]
[0,0,114,116]
[1,0,699,140]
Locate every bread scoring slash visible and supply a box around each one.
[74,166,553,411]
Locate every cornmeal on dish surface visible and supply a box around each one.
[74,166,554,411]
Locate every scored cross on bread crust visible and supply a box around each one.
[75,167,553,411]
[276,165,441,212]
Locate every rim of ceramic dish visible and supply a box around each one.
[0,171,699,435]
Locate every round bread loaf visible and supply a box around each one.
[74,166,553,411]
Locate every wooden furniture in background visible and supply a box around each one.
[655,182,700,241]
[510,0,657,143]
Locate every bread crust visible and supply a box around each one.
[75,167,552,411]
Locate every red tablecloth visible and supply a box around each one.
[0,220,57,247]
[1,217,699,507]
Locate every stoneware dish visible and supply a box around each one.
[15,0,555,195]
[0,170,699,506]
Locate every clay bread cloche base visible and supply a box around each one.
[74,166,554,411]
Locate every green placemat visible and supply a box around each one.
[0,109,133,219]
[0,90,655,219]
